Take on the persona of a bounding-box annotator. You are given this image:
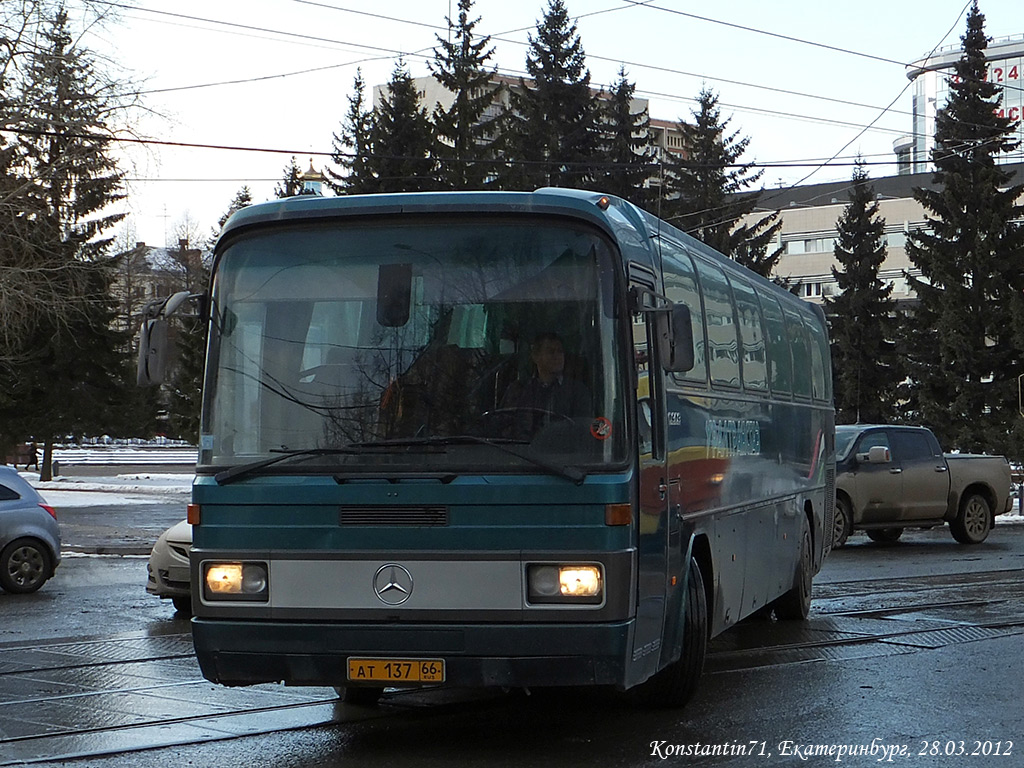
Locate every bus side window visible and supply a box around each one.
[730,276,768,392]
[759,292,792,397]
[804,314,832,402]
[784,307,813,398]
[693,259,740,389]
[660,240,707,384]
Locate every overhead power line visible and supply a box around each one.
[3,124,971,171]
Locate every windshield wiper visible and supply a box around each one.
[214,446,363,485]
[215,436,588,486]
[353,435,587,484]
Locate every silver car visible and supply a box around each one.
[0,465,60,594]
[146,520,192,614]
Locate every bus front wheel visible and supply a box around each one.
[632,557,708,708]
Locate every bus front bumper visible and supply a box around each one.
[192,618,635,689]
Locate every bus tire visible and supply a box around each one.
[632,557,707,708]
[335,686,383,706]
[773,519,812,620]
[950,493,992,544]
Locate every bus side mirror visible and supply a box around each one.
[136,290,203,386]
[657,304,695,373]
[137,316,170,386]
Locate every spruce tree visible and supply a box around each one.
[500,0,599,190]
[0,7,132,477]
[369,59,437,193]
[595,67,654,208]
[275,156,304,198]
[664,87,781,277]
[165,186,252,440]
[825,160,898,424]
[430,0,499,190]
[903,1,1024,455]
[329,69,376,195]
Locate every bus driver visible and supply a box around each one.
[500,332,592,436]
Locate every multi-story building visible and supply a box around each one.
[896,35,1024,174]
[758,161,1024,305]
[769,34,1024,304]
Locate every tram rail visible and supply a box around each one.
[3,568,1023,765]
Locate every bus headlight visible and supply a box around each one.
[203,562,269,602]
[527,564,603,604]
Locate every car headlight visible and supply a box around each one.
[202,561,269,602]
[527,563,603,605]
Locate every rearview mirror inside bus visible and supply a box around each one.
[657,304,695,373]
[377,263,412,327]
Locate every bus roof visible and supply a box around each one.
[218,188,644,247]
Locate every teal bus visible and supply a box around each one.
[143,188,834,707]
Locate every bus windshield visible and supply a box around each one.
[199,216,627,474]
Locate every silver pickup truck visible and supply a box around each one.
[833,424,1013,547]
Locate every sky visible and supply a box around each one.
[70,0,1024,250]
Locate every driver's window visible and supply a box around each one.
[634,308,653,458]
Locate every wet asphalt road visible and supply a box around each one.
[2,483,1022,768]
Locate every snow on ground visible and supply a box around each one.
[25,471,192,507]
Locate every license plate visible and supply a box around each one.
[347,657,445,683]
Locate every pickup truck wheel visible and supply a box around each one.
[950,493,992,544]
[866,528,903,544]
[832,498,852,548]
[773,519,812,620]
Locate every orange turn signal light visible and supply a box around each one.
[187,503,201,525]
[605,503,632,526]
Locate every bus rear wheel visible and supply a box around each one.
[773,519,812,620]
[632,557,707,708]
[335,686,383,706]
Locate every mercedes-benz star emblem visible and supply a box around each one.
[373,564,414,605]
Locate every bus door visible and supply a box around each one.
[631,281,670,680]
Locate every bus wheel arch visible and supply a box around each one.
[689,534,714,636]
